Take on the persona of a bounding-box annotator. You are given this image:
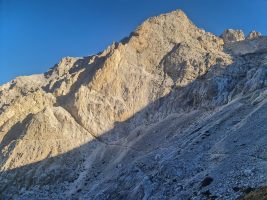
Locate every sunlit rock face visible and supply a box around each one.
[221,29,245,43]
[0,10,267,200]
[246,31,262,40]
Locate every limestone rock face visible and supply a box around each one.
[246,31,262,40]
[0,10,267,200]
[221,29,245,43]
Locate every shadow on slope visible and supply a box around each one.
[0,74,211,199]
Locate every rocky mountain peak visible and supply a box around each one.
[246,30,262,40]
[221,29,245,43]
[0,10,267,200]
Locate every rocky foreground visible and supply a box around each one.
[0,10,267,200]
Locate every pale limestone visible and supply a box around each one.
[221,29,245,43]
[246,31,262,40]
[0,10,267,200]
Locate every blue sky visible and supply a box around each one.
[1,0,267,85]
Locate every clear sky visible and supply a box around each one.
[1,0,267,85]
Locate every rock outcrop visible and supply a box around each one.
[221,29,245,43]
[246,31,262,40]
[0,10,267,200]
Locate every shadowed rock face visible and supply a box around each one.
[240,186,267,200]
[0,10,267,200]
